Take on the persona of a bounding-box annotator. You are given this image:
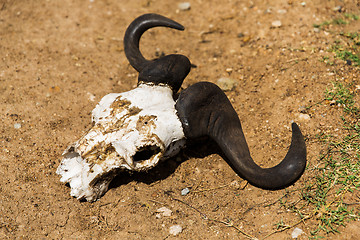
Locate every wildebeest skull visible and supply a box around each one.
[56,14,307,202]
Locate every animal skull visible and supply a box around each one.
[57,84,185,201]
[57,14,307,202]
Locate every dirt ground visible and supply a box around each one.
[1,0,359,239]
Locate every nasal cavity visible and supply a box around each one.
[133,145,161,163]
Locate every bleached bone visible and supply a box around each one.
[57,84,185,201]
[57,14,307,202]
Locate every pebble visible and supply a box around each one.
[169,225,182,236]
[291,227,304,238]
[271,20,282,28]
[297,113,310,121]
[216,77,238,91]
[230,180,240,189]
[301,2,306,7]
[181,187,190,196]
[264,8,272,14]
[178,2,191,11]
[156,207,172,218]
[14,123,22,129]
[225,68,233,73]
[237,32,245,38]
[333,6,342,12]
[87,92,96,102]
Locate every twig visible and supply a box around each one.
[191,183,230,193]
[262,215,312,239]
[207,217,257,240]
[99,202,112,207]
[185,178,204,200]
[263,186,310,207]
[264,179,359,239]
[343,202,360,206]
[191,179,204,192]
[112,198,124,208]
[171,196,207,219]
[148,199,166,205]
[165,192,256,239]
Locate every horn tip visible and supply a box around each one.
[291,122,299,129]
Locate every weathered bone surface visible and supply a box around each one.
[56,84,185,201]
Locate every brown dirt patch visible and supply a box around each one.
[1,0,359,239]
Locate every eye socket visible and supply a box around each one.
[133,145,161,163]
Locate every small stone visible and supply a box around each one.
[297,113,310,121]
[264,8,272,14]
[14,123,22,129]
[237,32,245,38]
[156,207,172,218]
[181,187,190,196]
[225,68,233,73]
[87,92,96,102]
[355,85,360,91]
[291,227,304,238]
[314,27,320,33]
[169,225,182,236]
[333,6,342,12]
[230,180,247,190]
[271,20,282,28]
[230,180,240,189]
[300,2,306,7]
[216,77,238,91]
[178,2,191,11]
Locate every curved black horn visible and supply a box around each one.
[175,82,307,189]
[124,14,191,92]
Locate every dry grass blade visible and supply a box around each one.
[165,192,256,239]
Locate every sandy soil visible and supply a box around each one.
[1,0,359,239]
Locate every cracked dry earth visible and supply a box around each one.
[1,0,359,239]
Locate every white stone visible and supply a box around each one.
[169,225,182,236]
[14,123,22,129]
[230,180,240,189]
[156,207,172,218]
[181,187,190,196]
[291,227,304,238]
[87,92,96,102]
[271,20,282,28]
[297,113,310,121]
[178,2,191,11]
[56,84,185,202]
